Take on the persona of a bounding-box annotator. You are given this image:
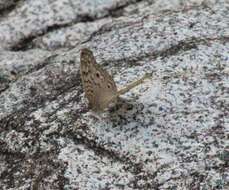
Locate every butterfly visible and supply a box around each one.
[80,48,150,111]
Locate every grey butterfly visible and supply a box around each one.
[80,48,149,111]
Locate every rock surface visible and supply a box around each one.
[0,0,228,189]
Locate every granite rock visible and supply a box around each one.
[0,0,228,189]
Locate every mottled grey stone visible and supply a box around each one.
[0,0,228,189]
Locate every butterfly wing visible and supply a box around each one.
[80,48,117,111]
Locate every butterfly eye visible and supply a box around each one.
[96,72,100,78]
[107,84,111,88]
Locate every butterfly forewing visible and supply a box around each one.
[80,48,117,111]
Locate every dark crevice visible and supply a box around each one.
[81,4,214,45]
[9,0,144,51]
[0,71,81,125]
[108,0,140,18]
[9,21,89,51]
[10,23,72,51]
[0,53,58,94]
[27,54,58,74]
[149,36,229,59]
[3,1,220,51]
[106,36,229,68]
[0,0,23,18]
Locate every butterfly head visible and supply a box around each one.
[80,48,95,66]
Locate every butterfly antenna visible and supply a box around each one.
[106,73,151,105]
[117,73,151,96]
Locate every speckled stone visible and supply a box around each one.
[0,0,228,189]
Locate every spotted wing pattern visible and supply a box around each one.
[80,48,117,111]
